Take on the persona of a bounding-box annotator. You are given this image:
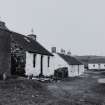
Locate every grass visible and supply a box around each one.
[0,71,105,105]
[0,79,52,105]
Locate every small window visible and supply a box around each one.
[104,65,105,67]
[93,65,95,67]
[33,54,36,68]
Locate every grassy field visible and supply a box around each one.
[0,71,105,105]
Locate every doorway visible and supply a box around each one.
[11,54,25,76]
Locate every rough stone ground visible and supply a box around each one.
[0,70,105,105]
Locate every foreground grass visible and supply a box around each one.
[0,79,53,105]
[0,71,105,105]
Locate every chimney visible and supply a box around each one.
[67,51,71,56]
[61,48,65,54]
[27,28,37,40]
[0,20,8,30]
[27,34,37,40]
[51,47,56,53]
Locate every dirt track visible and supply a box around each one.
[47,70,105,105]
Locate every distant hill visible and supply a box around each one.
[74,55,105,60]
[74,55,105,67]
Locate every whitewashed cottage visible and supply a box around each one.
[25,34,54,77]
[51,47,85,77]
[11,30,54,77]
[87,59,105,70]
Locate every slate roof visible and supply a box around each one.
[57,53,82,65]
[87,59,105,64]
[0,28,53,56]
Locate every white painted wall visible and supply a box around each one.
[43,55,54,76]
[68,65,84,77]
[52,53,69,71]
[88,63,105,70]
[25,52,54,76]
[79,65,85,75]
[25,52,85,77]
[100,64,105,69]
[25,52,40,76]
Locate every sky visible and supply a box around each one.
[0,0,105,56]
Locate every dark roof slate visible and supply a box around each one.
[0,28,53,56]
[58,53,82,65]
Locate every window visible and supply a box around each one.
[48,56,50,67]
[33,54,36,68]
[93,65,95,67]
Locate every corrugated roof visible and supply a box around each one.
[58,53,82,65]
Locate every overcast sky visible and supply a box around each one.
[0,0,105,55]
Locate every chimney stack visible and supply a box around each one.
[27,29,37,40]
[0,20,8,30]
[51,47,56,53]
[28,34,37,40]
[61,48,65,54]
[67,51,71,56]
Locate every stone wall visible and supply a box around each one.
[0,30,11,76]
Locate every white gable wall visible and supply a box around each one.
[52,53,69,70]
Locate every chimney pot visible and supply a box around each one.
[51,47,56,53]
[61,49,65,54]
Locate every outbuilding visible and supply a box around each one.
[52,48,85,77]
[87,59,105,70]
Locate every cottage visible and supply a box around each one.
[0,21,53,78]
[52,48,85,77]
[75,56,105,70]
[87,59,105,70]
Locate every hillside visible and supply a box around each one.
[74,55,105,64]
